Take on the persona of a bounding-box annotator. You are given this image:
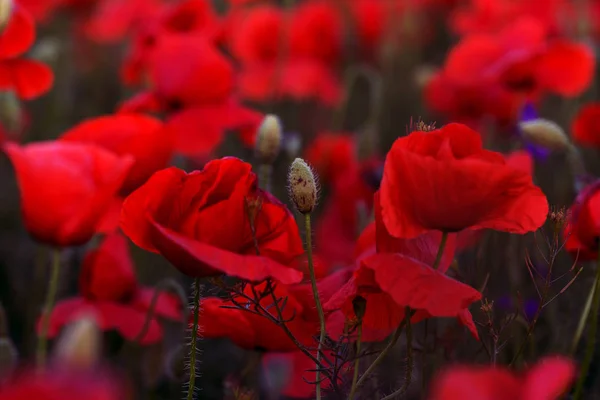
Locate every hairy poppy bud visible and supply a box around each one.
[53,314,101,369]
[288,158,318,214]
[0,0,12,33]
[255,114,282,165]
[519,119,570,151]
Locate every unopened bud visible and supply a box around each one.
[53,314,101,369]
[288,158,318,214]
[255,114,282,165]
[519,119,570,151]
[0,0,12,33]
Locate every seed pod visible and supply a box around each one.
[53,313,101,369]
[255,114,282,165]
[519,118,570,151]
[288,158,318,214]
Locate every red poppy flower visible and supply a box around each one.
[121,36,262,157]
[84,0,163,43]
[4,141,133,247]
[229,4,283,65]
[380,123,548,239]
[238,59,341,106]
[120,157,304,283]
[564,181,600,261]
[350,0,385,59]
[0,4,53,99]
[428,356,576,400]
[572,103,600,148]
[304,132,356,184]
[59,113,173,195]
[42,232,182,345]
[0,369,123,400]
[16,0,60,22]
[445,17,594,97]
[505,150,534,176]
[288,1,342,67]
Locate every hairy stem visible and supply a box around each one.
[380,308,413,400]
[305,213,327,400]
[36,249,61,369]
[187,278,202,400]
[573,252,600,400]
[258,163,273,193]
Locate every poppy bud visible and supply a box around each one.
[0,0,12,33]
[288,158,318,214]
[53,314,101,370]
[255,114,282,165]
[519,119,570,151]
[352,296,367,321]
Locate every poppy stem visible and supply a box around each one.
[349,322,363,398]
[572,252,600,400]
[304,213,326,400]
[187,278,202,400]
[258,164,273,193]
[432,232,449,270]
[36,248,61,370]
[571,274,595,355]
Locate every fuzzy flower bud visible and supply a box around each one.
[53,313,101,369]
[255,114,282,165]
[288,158,318,214]
[519,118,570,151]
[0,0,12,33]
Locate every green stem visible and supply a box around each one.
[187,278,202,400]
[36,249,61,369]
[258,163,273,193]
[305,213,326,400]
[348,322,363,399]
[573,252,600,400]
[571,272,596,354]
[433,232,448,271]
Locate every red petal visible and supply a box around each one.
[95,301,162,345]
[572,103,600,148]
[363,253,481,317]
[0,6,35,58]
[429,367,520,400]
[149,220,303,284]
[522,356,576,400]
[0,59,54,100]
[132,287,183,321]
[536,41,595,97]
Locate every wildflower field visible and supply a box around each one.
[0,0,599,399]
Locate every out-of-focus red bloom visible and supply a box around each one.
[238,59,341,106]
[84,0,163,43]
[230,4,282,65]
[428,356,576,400]
[326,192,480,342]
[288,1,342,67]
[121,0,220,86]
[425,70,520,126]
[572,103,600,148]
[315,158,382,268]
[350,0,385,59]
[445,17,594,98]
[41,232,182,344]
[0,369,124,400]
[304,132,356,184]
[380,123,548,239]
[4,141,132,247]
[121,37,262,158]
[120,157,304,283]
[450,0,571,36]
[0,4,53,99]
[59,113,173,195]
[565,181,600,261]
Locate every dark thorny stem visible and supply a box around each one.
[187,278,202,400]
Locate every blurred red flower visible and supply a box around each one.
[304,132,356,184]
[428,356,576,400]
[120,157,304,283]
[0,369,124,400]
[41,232,182,344]
[445,17,594,98]
[0,4,53,99]
[121,36,262,158]
[59,113,173,195]
[572,103,600,148]
[565,181,600,261]
[4,141,133,247]
[380,123,548,239]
